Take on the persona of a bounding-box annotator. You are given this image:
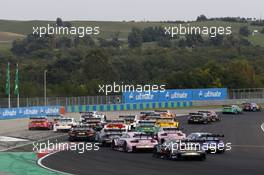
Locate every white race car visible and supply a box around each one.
[80,111,106,123]
[53,118,77,131]
[111,132,158,152]
[119,115,137,130]
[157,127,186,143]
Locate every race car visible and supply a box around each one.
[80,111,106,123]
[53,118,77,132]
[154,110,176,118]
[155,118,179,128]
[81,117,104,131]
[104,119,128,129]
[198,110,220,122]
[68,125,96,142]
[140,111,157,117]
[96,123,127,146]
[187,112,211,124]
[222,105,243,114]
[156,127,186,143]
[28,117,53,130]
[153,139,206,160]
[187,132,225,153]
[145,115,162,121]
[111,132,158,152]
[119,115,136,130]
[135,120,159,134]
[242,103,261,112]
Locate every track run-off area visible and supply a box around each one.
[38,111,264,175]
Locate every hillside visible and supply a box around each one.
[0,19,264,48]
[0,19,264,97]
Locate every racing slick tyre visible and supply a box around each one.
[68,137,75,142]
[123,141,129,152]
[152,148,159,158]
[111,141,116,150]
[168,154,178,160]
[199,154,206,161]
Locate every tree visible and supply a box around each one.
[74,36,95,47]
[196,14,207,21]
[210,34,224,46]
[57,37,72,48]
[185,34,203,47]
[239,26,250,36]
[110,32,122,47]
[56,17,63,27]
[128,28,143,48]
[261,28,264,34]
[239,38,251,46]
[64,21,72,28]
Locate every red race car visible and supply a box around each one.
[28,117,53,130]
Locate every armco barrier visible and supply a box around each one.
[0,106,64,120]
[192,98,264,107]
[66,101,192,113]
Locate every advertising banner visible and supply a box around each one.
[0,106,63,120]
[123,88,227,103]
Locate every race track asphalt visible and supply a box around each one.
[41,112,264,175]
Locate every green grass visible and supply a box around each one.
[0,41,12,50]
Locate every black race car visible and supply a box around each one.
[187,133,226,154]
[153,139,206,161]
[242,103,261,112]
[187,113,211,124]
[68,125,96,142]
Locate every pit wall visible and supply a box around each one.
[66,101,192,113]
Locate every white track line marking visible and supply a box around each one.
[261,123,264,133]
[0,134,67,152]
[37,150,72,175]
[0,136,29,142]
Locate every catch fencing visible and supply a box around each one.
[0,95,122,108]
[0,88,264,108]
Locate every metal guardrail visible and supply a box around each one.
[193,98,264,107]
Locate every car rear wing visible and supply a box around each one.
[119,115,136,119]
[106,119,125,123]
[133,133,155,139]
[203,134,224,138]
[154,110,169,113]
[83,117,101,121]
[189,113,203,117]
[138,120,156,124]
[197,111,211,113]
[105,123,126,129]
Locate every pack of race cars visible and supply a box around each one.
[27,102,261,161]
